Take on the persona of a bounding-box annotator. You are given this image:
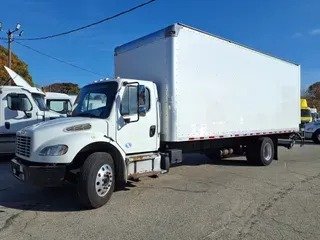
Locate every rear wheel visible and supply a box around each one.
[246,137,274,166]
[78,152,115,209]
[312,130,320,144]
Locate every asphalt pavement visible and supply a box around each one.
[0,142,320,240]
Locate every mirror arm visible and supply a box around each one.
[23,111,32,118]
[124,118,131,124]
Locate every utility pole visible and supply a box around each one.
[8,30,13,69]
[0,22,24,85]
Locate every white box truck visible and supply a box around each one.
[10,23,301,209]
[0,66,66,155]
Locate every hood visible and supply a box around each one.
[17,117,109,160]
[43,110,65,118]
[4,66,44,95]
[18,117,108,139]
[306,121,320,128]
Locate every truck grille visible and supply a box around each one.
[16,136,31,157]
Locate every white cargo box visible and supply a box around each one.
[114,23,300,142]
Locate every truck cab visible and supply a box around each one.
[301,98,312,124]
[11,78,161,208]
[0,66,64,155]
[45,92,73,117]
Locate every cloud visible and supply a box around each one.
[309,29,320,36]
[292,32,302,38]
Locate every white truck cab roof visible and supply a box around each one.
[45,92,71,100]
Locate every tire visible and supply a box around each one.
[246,137,274,166]
[312,130,320,144]
[78,152,115,209]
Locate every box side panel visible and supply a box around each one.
[174,27,300,140]
[114,37,176,141]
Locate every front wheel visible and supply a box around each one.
[312,130,320,144]
[78,152,115,209]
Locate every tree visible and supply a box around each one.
[307,82,320,99]
[0,45,33,86]
[42,82,80,95]
[301,87,308,98]
[305,82,320,110]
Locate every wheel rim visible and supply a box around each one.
[263,143,272,161]
[317,134,320,141]
[95,164,113,197]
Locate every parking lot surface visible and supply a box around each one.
[0,143,320,240]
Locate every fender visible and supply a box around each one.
[69,137,128,184]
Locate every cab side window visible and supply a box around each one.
[7,94,32,111]
[121,86,150,115]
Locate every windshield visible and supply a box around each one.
[72,82,118,118]
[47,99,72,114]
[301,109,311,117]
[32,93,48,111]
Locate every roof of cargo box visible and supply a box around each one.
[115,23,299,67]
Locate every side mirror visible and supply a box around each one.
[138,85,146,107]
[139,106,147,117]
[138,85,147,117]
[123,117,131,124]
[9,99,28,112]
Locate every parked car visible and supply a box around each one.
[304,121,320,144]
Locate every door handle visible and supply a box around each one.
[149,125,156,137]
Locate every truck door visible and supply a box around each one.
[116,82,159,154]
[3,92,38,134]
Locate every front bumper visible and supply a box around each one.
[11,157,66,187]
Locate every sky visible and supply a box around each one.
[0,0,319,88]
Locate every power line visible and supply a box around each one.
[18,0,156,41]
[15,40,105,77]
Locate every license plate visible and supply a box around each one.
[11,159,25,181]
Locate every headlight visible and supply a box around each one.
[39,145,68,156]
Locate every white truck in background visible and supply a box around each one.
[0,67,67,155]
[45,92,73,117]
[11,23,301,209]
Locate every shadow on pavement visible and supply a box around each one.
[0,183,85,212]
[0,160,139,212]
[0,153,252,213]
